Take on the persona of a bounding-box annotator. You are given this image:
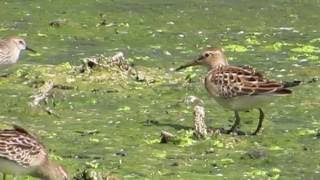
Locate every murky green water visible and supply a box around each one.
[0,0,320,179]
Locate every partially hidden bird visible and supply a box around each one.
[0,125,68,180]
[0,36,36,66]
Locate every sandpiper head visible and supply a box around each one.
[9,37,36,53]
[176,48,228,71]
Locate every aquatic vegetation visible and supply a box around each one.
[244,167,281,179]
[291,44,319,53]
[264,42,291,51]
[224,44,248,52]
[0,0,320,179]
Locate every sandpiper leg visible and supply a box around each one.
[252,108,264,135]
[227,111,240,134]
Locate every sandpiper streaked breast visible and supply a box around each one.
[176,48,300,135]
[0,125,68,180]
[0,37,36,66]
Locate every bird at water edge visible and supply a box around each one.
[176,48,301,135]
[0,36,36,66]
[0,125,68,180]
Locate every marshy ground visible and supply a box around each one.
[0,0,320,179]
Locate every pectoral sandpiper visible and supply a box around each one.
[0,37,36,66]
[0,125,68,180]
[176,48,299,135]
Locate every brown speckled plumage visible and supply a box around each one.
[205,65,291,98]
[0,125,68,180]
[176,48,299,135]
[0,37,35,66]
[0,125,45,168]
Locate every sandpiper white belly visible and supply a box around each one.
[213,94,278,111]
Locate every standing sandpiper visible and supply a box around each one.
[176,48,299,135]
[0,125,68,180]
[0,36,36,66]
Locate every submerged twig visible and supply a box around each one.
[49,18,67,28]
[75,129,100,136]
[283,77,319,88]
[44,107,60,118]
[0,72,10,78]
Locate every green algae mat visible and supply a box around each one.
[1,0,320,179]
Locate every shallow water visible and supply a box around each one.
[0,0,320,179]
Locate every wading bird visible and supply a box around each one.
[0,125,68,180]
[0,37,36,66]
[176,48,300,135]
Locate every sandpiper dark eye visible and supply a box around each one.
[19,40,24,44]
[204,53,209,57]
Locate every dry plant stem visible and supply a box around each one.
[186,96,208,138]
[193,105,207,138]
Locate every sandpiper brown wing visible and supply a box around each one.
[0,41,11,64]
[206,65,292,98]
[0,126,46,168]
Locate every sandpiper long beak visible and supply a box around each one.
[26,46,37,53]
[175,55,204,71]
